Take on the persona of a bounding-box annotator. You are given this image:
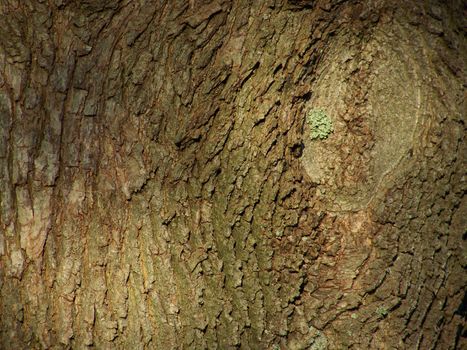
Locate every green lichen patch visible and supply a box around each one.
[306,108,333,140]
[376,306,389,317]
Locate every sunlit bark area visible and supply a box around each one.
[0,0,465,348]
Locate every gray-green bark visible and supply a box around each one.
[0,0,465,349]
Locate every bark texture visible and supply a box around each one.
[0,0,465,349]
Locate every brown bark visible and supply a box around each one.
[0,0,465,349]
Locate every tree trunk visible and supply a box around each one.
[0,0,465,349]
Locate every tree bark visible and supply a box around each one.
[0,0,465,349]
